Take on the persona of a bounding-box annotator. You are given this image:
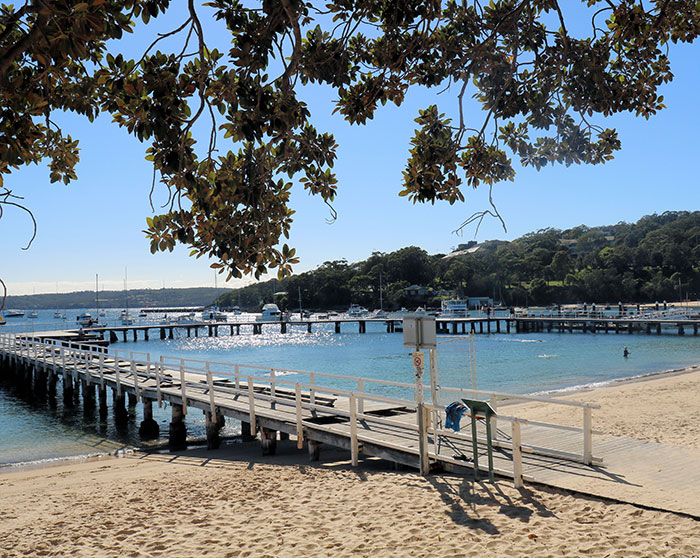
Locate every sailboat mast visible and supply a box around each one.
[95,274,99,317]
[379,271,383,311]
[298,286,302,318]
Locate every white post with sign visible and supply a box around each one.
[403,315,437,475]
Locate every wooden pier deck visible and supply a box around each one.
[2,334,699,517]
[60,310,700,344]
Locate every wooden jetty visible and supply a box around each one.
[2,332,699,517]
[68,311,700,344]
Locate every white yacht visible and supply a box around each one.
[440,299,468,318]
[256,303,282,322]
[346,304,369,317]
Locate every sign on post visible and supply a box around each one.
[403,315,436,349]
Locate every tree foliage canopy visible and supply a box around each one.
[1,0,699,279]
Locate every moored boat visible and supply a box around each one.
[256,303,282,322]
[4,310,24,318]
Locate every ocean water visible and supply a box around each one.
[1,308,699,467]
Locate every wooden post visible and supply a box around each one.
[247,378,256,438]
[583,406,592,465]
[350,393,359,467]
[169,403,187,450]
[295,383,304,449]
[417,403,430,475]
[82,378,95,411]
[179,361,187,414]
[206,362,216,417]
[260,428,277,455]
[357,379,364,414]
[139,398,160,439]
[308,439,322,461]
[127,392,138,417]
[205,410,222,449]
[113,390,128,427]
[241,421,256,442]
[512,421,523,488]
[98,385,108,421]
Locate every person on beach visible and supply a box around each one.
[623,346,630,358]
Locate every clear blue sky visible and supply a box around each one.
[2,6,699,296]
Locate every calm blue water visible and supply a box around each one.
[2,308,699,467]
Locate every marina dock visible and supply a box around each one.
[2,332,699,517]
[43,310,700,344]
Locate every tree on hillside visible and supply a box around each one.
[1,0,699,287]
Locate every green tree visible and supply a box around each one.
[2,1,699,286]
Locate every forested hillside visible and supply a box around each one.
[220,211,700,310]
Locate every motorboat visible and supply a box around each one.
[4,310,24,318]
[171,312,198,324]
[231,306,241,315]
[346,304,369,317]
[54,311,66,319]
[201,308,227,322]
[440,299,468,318]
[27,311,39,319]
[256,303,282,322]
[76,313,94,327]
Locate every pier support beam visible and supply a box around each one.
[334,322,341,334]
[260,427,277,455]
[113,391,128,427]
[308,439,322,461]
[139,399,159,439]
[127,392,138,417]
[241,421,256,442]
[98,386,108,421]
[82,378,95,411]
[169,404,187,450]
[110,331,118,343]
[62,374,74,407]
[205,411,223,449]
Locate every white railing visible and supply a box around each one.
[0,333,601,487]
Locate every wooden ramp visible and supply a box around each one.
[2,336,699,518]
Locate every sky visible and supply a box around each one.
[2,5,700,296]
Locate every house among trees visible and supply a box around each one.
[404,285,431,298]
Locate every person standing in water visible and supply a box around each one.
[623,346,630,358]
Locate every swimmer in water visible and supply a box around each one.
[623,346,629,358]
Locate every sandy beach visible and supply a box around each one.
[1,369,699,557]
